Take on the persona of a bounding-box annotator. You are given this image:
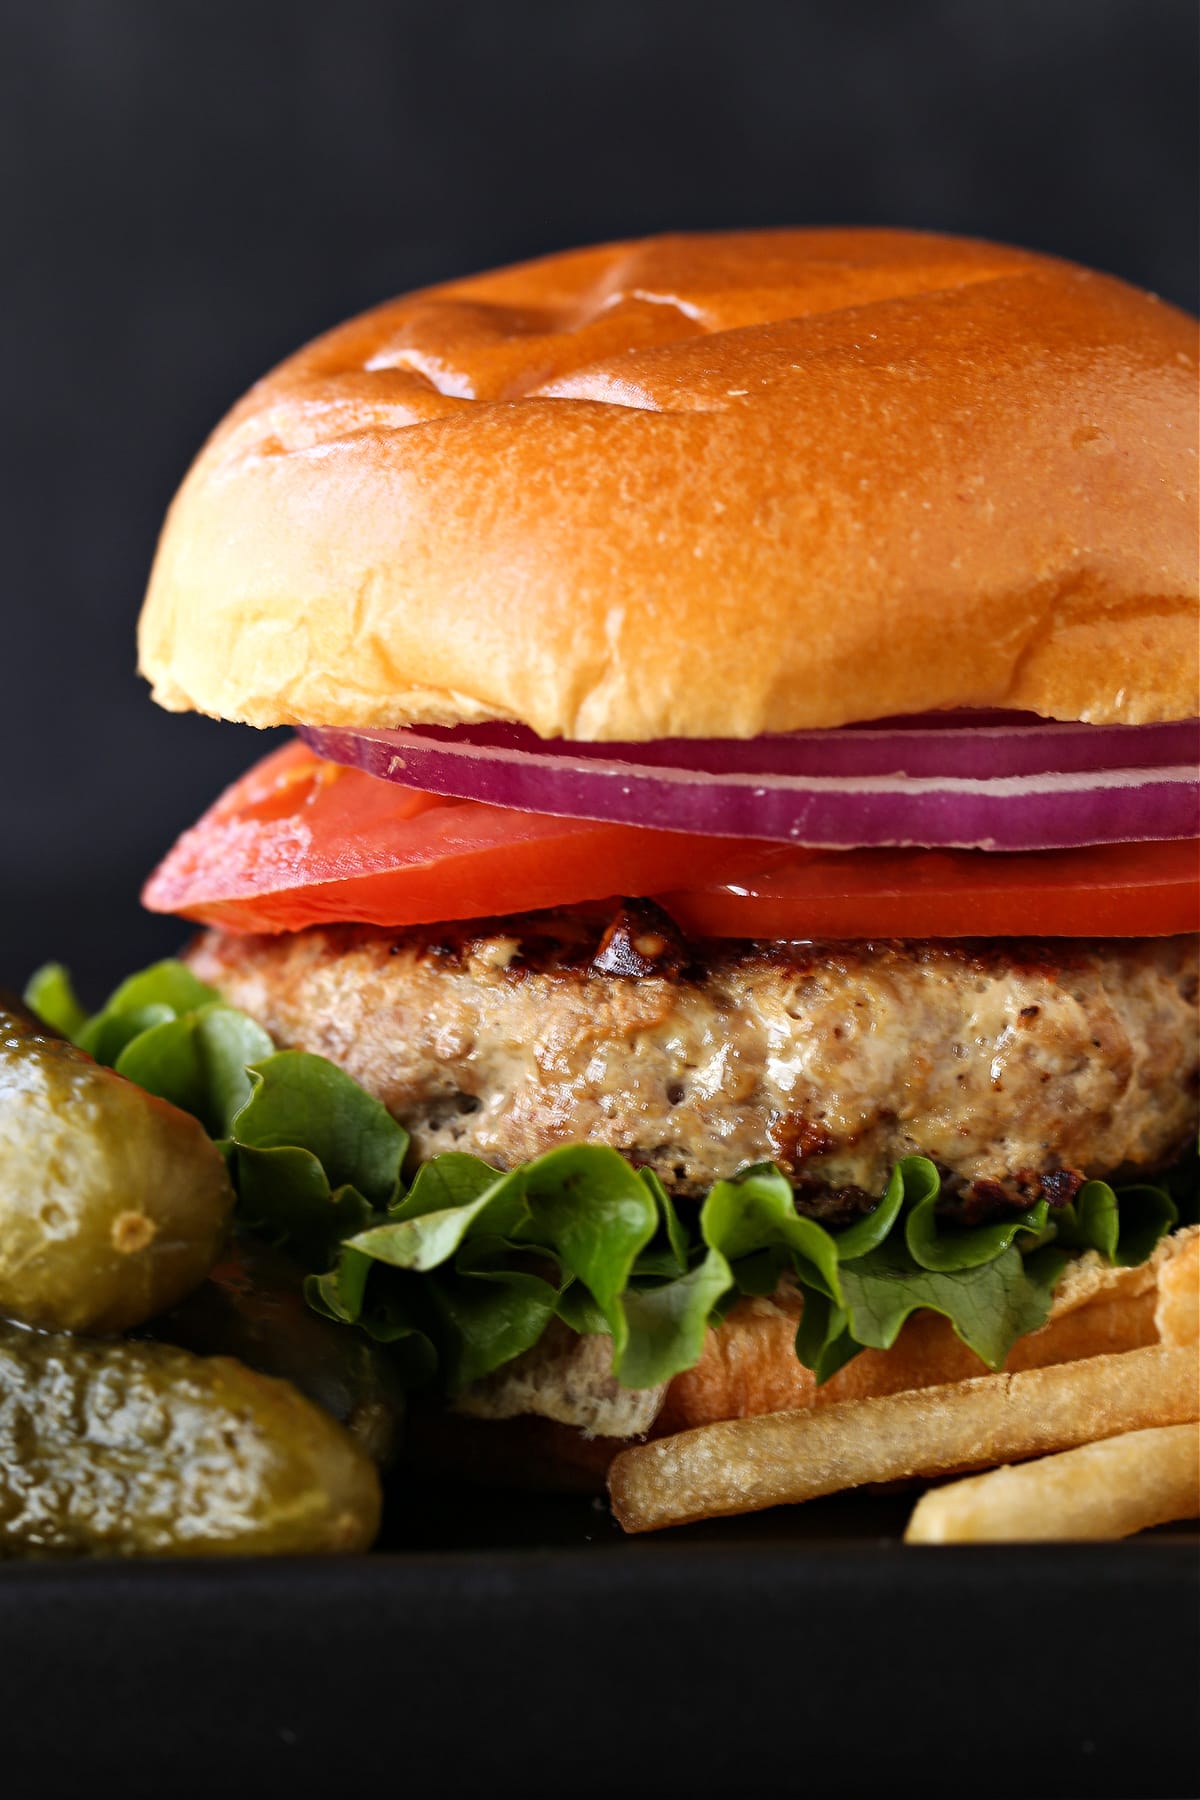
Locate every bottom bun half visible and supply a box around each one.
[407,1227,1197,1493]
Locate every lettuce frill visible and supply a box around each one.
[28,961,1184,1394]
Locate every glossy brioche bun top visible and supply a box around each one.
[138,228,1199,740]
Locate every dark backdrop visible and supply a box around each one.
[2,0,1196,1001]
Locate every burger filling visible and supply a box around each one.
[186,901,1198,1224]
[28,727,1199,1427]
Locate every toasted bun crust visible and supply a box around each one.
[139,229,1198,740]
[411,1227,1198,1492]
[655,1229,1187,1434]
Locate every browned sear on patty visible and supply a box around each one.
[187,903,1199,1223]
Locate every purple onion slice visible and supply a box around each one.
[299,717,1200,852]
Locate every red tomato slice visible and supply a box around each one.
[658,840,1200,939]
[142,741,749,933]
[143,740,1200,939]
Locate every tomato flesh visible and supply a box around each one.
[143,740,1200,939]
[658,839,1200,939]
[142,741,750,934]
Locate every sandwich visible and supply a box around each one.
[80,228,1200,1496]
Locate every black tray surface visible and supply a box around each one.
[2,1485,1196,1800]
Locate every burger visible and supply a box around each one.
[117,227,1197,1494]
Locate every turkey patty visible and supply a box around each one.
[187,904,1199,1222]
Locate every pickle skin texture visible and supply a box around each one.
[0,1328,382,1557]
[0,999,235,1333]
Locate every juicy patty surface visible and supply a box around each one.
[188,905,1199,1221]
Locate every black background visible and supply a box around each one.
[2,0,1197,1001]
[4,1540,1198,1800]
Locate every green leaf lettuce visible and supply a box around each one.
[26,958,1186,1399]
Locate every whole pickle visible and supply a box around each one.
[0,995,234,1333]
[0,1326,381,1557]
[147,1236,406,1464]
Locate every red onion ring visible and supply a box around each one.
[312,715,1197,777]
[299,718,1200,852]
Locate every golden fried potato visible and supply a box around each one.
[903,1423,1200,1542]
[608,1343,1200,1533]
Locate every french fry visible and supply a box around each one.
[607,1343,1200,1533]
[903,1423,1200,1542]
[1155,1232,1200,1347]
